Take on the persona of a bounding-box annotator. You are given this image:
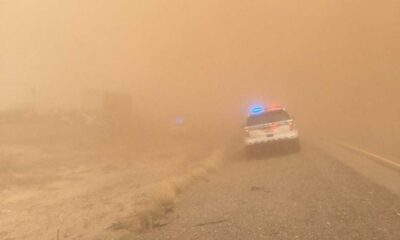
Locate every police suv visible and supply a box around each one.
[244,104,300,156]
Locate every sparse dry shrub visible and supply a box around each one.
[170,175,193,194]
[136,182,177,229]
[136,204,166,229]
[190,168,208,180]
[151,181,177,211]
[135,149,227,230]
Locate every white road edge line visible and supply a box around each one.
[330,140,400,172]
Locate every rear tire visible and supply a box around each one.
[291,139,301,153]
[245,146,256,159]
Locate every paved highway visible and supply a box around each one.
[138,140,400,240]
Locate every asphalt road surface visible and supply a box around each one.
[138,140,400,240]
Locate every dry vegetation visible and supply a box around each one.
[0,122,229,240]
[135,149,226,230]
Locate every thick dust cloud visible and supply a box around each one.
[1,0,399,156]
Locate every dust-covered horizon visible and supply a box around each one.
[1,2,400,239]
[1,0,399,155]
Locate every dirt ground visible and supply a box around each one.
[0,123,218,240]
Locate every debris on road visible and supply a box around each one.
[194,219,229,227]
[251,186,271,193]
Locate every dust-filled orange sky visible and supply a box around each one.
[1,0,399,124]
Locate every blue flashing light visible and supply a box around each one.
[250,105,266,115]
[175,117,184,125]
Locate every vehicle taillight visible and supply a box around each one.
[244,127,250,137]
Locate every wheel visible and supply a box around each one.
[245,146,256,159]
[291,139,301,153]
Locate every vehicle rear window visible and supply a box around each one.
[246,110,290,126]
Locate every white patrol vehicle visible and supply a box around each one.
[244,104,300,156]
